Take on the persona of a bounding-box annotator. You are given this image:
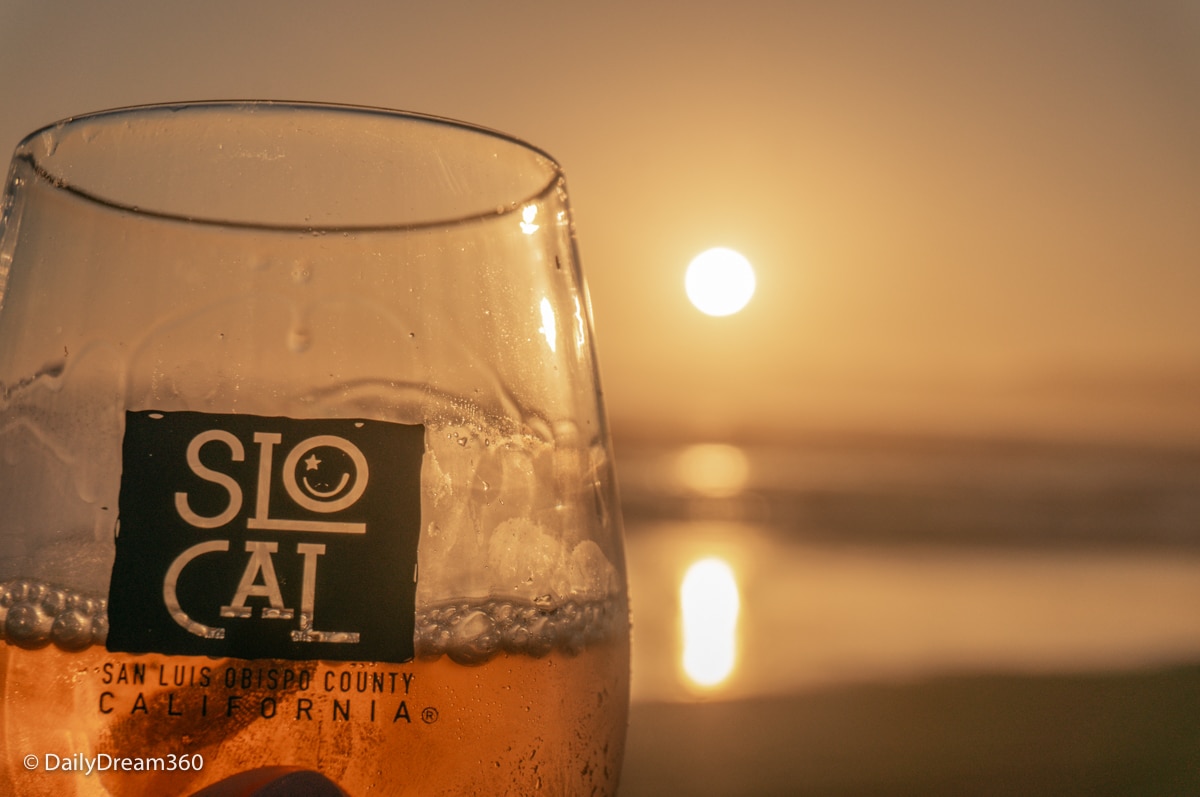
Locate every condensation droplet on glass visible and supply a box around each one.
[457,436,468,447]
[39,132,58,158]
[291,263,312,283]
[288,327,311,353]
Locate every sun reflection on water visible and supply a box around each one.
[680,557,741,690]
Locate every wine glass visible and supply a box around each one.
[0,101,629,796]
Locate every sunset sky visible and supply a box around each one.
[2,0,1197,445]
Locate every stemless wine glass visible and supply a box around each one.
[0,102,629,796]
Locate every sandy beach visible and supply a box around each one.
[622,664,1200,796]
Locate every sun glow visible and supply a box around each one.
[538,297,557,352]
[519,204,539,234]
[681,557,740,689]
[675,443,750,497]
[685,248,756,316]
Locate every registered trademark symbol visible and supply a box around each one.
[421,707,439,724]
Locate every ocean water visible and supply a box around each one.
[617,437,1200,702]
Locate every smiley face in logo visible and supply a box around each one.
[282,435,369,514]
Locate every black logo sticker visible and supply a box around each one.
[108,411,423,664]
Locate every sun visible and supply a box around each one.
[685,248,756,316]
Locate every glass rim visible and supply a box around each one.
[11,100,566,233]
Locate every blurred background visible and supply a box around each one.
[2,1,1198,793]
